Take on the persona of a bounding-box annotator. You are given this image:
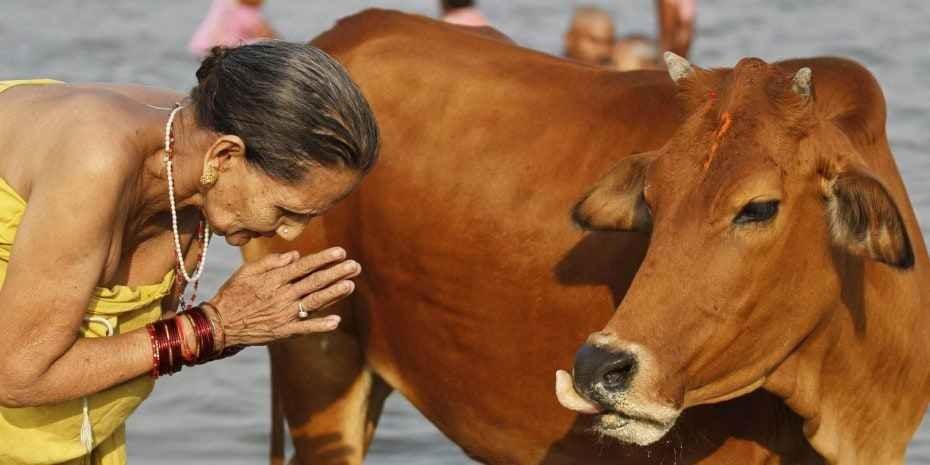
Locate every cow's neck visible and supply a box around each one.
[764,263,930,465]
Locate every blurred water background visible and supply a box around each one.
[1,0,928,463]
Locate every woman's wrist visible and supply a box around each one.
[144,304,231,378]
[143,296,246,378]
[199,301,227,352]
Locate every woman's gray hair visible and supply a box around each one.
[191,41,379,182]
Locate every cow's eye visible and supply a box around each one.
[734,200,779,224]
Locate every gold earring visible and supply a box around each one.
[200,166,218,186]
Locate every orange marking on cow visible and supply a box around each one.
[703,112,733,170]
[716,112,733,138]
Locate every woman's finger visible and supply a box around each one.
[287,260,360,299]
[283,315,342,337]
[296,280,356,314]
[242,251,298,276]
[273,247,346,284]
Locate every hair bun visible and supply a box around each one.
[196,46,231,83]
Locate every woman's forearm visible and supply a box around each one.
[2,328,154,407]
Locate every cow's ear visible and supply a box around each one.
[825,168,914,269]
[572,153,654,232]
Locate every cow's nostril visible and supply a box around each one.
[601,355,637,390]
[573,343,639,402]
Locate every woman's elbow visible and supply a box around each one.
[0,390,28,408]
[0,384,33,408]
[0,366,42,408]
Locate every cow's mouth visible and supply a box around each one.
[555,370,677,445]
[589,410,675,445]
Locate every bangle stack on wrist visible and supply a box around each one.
[145,303,241,379]
[146,318,184,378]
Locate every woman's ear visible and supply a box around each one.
[206,135,247,172]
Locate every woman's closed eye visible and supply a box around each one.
[278,206,312,220]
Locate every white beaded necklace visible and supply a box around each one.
[164,104,211,290]
[78,103,212,452]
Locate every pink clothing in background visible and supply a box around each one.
[441,7,489,27]
[189,0,269,57]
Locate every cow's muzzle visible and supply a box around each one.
[556,337,680,445]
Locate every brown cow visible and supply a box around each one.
[560,52,930,464]
[245,9,838,465]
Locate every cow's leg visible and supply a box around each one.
[268,298,392,465]
[243,232,391,465]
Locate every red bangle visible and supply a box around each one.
[147,318,184,377]
[199,302,225,352]
[145,324,160,378]
[195,308,215,357]
[147,320,170,378]
[159,321,173,375]
[188,304,244,364]
[176,314,196,363]
[157,322,170,376]
[184,307,217,365]
[166,318,183,375]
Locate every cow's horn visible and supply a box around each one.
[791,67,813,98]
[663,51,694,84]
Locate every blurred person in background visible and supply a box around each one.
[189,1,490,57]
[440,0,489,27]
[564,6,615,65]
[189,0,278,58]
[609,34,661,70]
[657,0,695,58]
[565,1,695,70]
[0,41,377,465]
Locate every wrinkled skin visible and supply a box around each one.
[244,9,831,465]
[566,56,930,465]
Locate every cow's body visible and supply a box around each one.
[245,9,837,465]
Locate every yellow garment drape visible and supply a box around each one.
[0,79,174,465]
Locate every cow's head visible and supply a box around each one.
[556,53,914,445]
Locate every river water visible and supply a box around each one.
[1,0,928,463]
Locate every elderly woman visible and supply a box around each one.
[0,41,378,465]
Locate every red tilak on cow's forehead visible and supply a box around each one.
[704,112,733,170]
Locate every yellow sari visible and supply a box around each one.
[0,80,174,465]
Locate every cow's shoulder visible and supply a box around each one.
[310,9,402,55]
[312,9,504,60]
